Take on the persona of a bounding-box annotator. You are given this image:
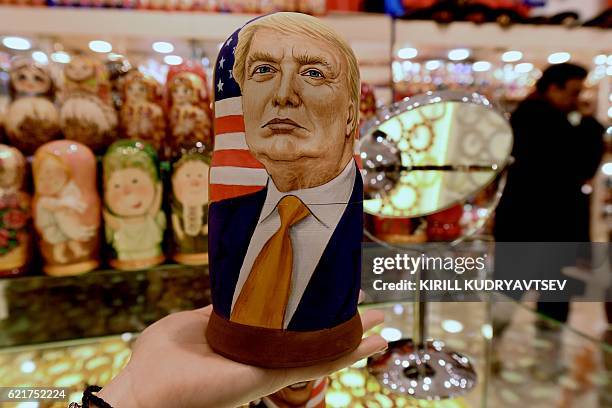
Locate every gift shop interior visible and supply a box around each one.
[0,0,611,407]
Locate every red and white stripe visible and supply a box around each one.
[210,96,267,202]
[305,377,327,408]
[211,96,361,202]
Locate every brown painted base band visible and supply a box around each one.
[206,310,363,368]
[44,260,99,276]
[110,255,165,271]
[173,252,209,265]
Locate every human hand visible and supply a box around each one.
[98,305,386,408]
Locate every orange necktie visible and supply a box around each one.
[231,195,310,329]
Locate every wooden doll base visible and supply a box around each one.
[206,310,363,368]
[110,255,165,271]
[44,260,99,276]
[172,252,208,266]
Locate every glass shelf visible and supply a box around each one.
[0,263,210,347]
[0,299,609,407]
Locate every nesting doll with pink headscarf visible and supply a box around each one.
[166,61,213,151]
[60,54,118,153]
[32,141,101,276]
[120,71,166,152]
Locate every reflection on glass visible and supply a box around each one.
[361,97,512,218]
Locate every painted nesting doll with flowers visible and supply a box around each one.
[119,71,166,152]
[5,58,60,156]
[60,54,118,153]
[103,140,166,270]
[0,145,31,277]
[166,62,212,151]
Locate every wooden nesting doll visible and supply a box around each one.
[0,145,31,277]
[5,58,61,156]
[206,12,363,368]
[359,82,377,127]
[119,71,166,152]
[166,62,212,152]
[60,54,118,153]
[170,142,210,265]
[103,140,166,270]
[32,141,101,276]
[250,378,327,408]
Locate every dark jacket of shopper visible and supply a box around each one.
[494,95,604,242]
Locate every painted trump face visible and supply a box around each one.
[241,29,355,192]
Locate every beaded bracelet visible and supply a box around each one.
[68,385,113,408]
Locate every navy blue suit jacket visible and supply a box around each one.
[209,165,363,331]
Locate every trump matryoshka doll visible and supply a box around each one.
[206,12,363,367]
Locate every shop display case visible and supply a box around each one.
[1,287,610,407]
[0,5,610,408]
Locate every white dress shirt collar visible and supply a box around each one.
[259,159,355,228]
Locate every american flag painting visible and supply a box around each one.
[210,27,268,203]
[210,20,361,203]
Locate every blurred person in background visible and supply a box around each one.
[494,63,605,324]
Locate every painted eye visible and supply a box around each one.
[186,173,191,178]
[18,74,27,81]
[34,75,44,83]
[253,65,274,75]
[132,178,138,184]
[114,184,120,189]
[303,69,324,78]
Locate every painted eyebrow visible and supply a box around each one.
[293,53,333,71]
[247,51,280,70]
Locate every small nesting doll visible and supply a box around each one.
[250,378,327,408]
[0,145,31,277]
[359,82,377,127]
[32,141,101,276]
[166,62,212,152]
[170,142,211,265]
[60,54,118,153]
[119,71,166,152]
[103,140,166,270]
[5,58,61,156]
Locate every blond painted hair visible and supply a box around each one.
[232,12,360,136]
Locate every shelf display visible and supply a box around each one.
[59,54,118,153]
[119,70,166,152]
[32,140,101,276]
[103,139,166,270]
[166,62,213,152]
[5,57,60,156]
[0,144,31,277]
[170,142,210,265]
[0,6,608,408]
[0,264,210,347]
[1,300,609,407]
